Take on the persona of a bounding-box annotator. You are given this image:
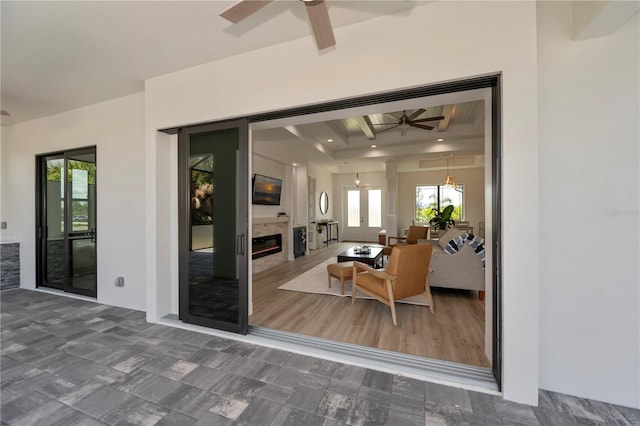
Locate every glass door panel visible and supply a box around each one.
[43,155,66,288]
[67,151,97,293]
[342,187,383,242]
[37,147,97,297]
[179,120,248,333]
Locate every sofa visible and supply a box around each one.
[419,228,485,299]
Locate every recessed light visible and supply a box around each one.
[437,138,444,142]
[292,163,297,166]
[327,139,333,142]
[371,145,377,148]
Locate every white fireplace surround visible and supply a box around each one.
[252,216,289,274]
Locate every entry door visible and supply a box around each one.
[36,147,97,297]
[342,187,383,242]
[178,119,249,333]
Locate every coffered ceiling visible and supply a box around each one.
[252,89,488,173]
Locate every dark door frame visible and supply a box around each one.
[35,145,98,298]
[162,74,503,388]
[177,119,249,334]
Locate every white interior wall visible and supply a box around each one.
[537,3,640,408]
[308,164,334,222]
[0,93,146,311]
[144,1,539,405]
[397,168,485,236]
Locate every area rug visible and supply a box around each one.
[278,259,429,306]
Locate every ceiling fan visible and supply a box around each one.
[220,0,335,50]
[371,109,445,136]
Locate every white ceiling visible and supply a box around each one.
[1,0,423,126]
[1,0,485,173]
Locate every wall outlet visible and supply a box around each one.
[115,276,125,287]
[1,221,6,229]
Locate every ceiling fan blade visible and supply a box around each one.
[305,1,335,50]
[370,122,399,126]
[384,113,400,121]
[0,110,10,117]
[408,109,426,121]
[220,0,273,24]
[411,115,445,123]
[375,123,401,134]
[409,123,434,131]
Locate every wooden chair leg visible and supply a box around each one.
[339,277,345,295]
[352,279,357,304]
[328,274,332,289]
[386,280,398,326]
[424,280,435,314]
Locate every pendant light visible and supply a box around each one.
[444,154,456,188]
[354,168,360,188]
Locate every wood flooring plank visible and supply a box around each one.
[250,242,490,368]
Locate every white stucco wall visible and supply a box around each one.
[537,2,640,408]
[145,1,539,405]
[0,93,146,311]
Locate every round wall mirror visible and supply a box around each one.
[319,192,329,215]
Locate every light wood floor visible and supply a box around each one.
[250,242,490,368]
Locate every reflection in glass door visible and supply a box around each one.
[178,119,248,333]
[36,147,97,297]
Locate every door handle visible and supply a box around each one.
[237,234,245,256]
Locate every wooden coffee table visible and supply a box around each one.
[337,246,384,269]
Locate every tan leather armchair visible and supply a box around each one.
[382,225,429,256]
[352,244,434,326]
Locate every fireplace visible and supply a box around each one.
[252,233,282,260]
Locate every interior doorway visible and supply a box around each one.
[36,147,97,297]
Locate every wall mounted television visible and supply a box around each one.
[252,174,282,205]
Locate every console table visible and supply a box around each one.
[317,221,339,246]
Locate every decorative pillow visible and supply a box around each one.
[438,228,465,249]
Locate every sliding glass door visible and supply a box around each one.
[178,119,249,333]
[36,147,97,297]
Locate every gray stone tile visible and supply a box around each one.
[129,374,183,403]
[357,385,392,407]
[284,353,318,372]
[220,341,256,357]
[50,409,108,426]
[361,369,394,393]
[285,384,326,413]
[247,346,291,366]
[387,408,425,426]
[236,397,282,425]
[424,401,464,425]
[271,405,326,426]
[192,412,234,426]
[139,355,181,375]
[326,378,360,397]
[115,402,169,426]
[186,347,232,368]
[616,404,640,425]
[208,395,250,420]
[58,381,106,406]
[588,400,634,425]
[158,384,216,418]
[160,360,199,380]
[460,410,506,425]
[0,390,51,422]
[393,375,426,400]
[4,370,57,394]
[390,393,425,416]
[548,391,604,422]
[73,385,132,418]
[355,400,390,426]
[267,366,308,389]
[213,373,266,401]
[181,365,227,390]
[533,406,579,425]
[257,383,293,404]
[155,410,197,426]
[8,399,77,426]
[315,392,356,422]
[493,398,540,425]
[100,395,149,425]
[309,359,349,380]
[219,355,270,378]
[426,381,472,412]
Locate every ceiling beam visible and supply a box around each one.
[572,0,639,40]
[354,115,376,140]
[438,104,456,132]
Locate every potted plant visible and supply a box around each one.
[429,205,455,230]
